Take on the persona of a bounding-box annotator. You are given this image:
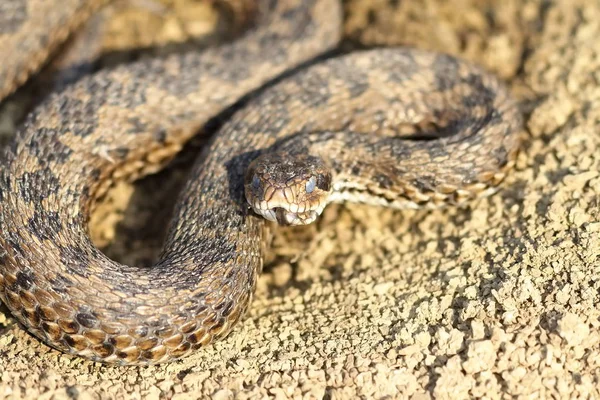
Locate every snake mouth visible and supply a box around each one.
[250,202,327,226]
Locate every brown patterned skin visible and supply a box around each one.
[0,0,522,365]
[0,0,110,99]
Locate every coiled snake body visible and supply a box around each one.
[0,0,522,365]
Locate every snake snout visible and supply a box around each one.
[244,152,332,225]
[246,188,327,226]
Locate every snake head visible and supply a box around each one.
[244,153,332,226]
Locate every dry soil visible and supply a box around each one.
[1,0,599,398]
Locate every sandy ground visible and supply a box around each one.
[1,0,600,398]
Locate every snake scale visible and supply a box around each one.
[0,0,522,365]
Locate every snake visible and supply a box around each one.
[0,0,523,365]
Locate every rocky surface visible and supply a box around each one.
[1,0,599,398]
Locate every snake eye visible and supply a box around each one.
[251,175,262,193]
[305,176,317,194]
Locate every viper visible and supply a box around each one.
[0,0,522,364]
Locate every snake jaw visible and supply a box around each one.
[250,200,327,226]
[247,184,328,225]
